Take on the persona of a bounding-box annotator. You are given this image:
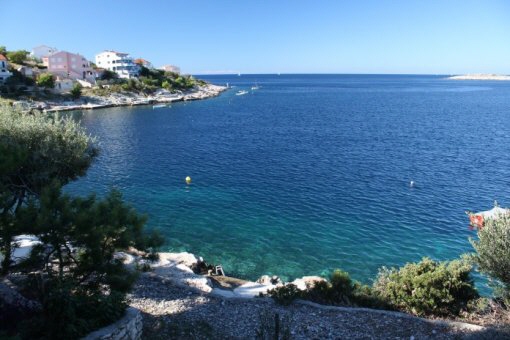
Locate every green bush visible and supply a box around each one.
[268,270,388,309]
[70,83,82,100]
[36,73,54,89]
[373,257,478,316]
[471,216,510,303]
[267,284,301,306]
[304,270,388,309]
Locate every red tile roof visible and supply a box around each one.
[0,54,7,61]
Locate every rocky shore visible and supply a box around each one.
[9,83,227,113]
[118,250,493,339]
[2,238,506,339]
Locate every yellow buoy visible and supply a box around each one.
[185,176,192,185]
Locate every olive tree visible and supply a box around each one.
[471,216,510,301]
[0,105,98,273]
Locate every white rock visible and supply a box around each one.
[291,276,327,291]
[211,288,236,298]
[155,252,198,267]
[114,252,136,265]
[233,282,277,298]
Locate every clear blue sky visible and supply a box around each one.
[3,0,509,74]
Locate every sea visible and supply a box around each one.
[66,74,510,289]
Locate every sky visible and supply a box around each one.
[2,0,510,74]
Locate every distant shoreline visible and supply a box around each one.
[447,74,510,81]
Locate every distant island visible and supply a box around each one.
[447,73,510,80]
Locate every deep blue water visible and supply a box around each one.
[67,74,510,286]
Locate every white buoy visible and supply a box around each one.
[410,180,415,187]
[185,176,191,185]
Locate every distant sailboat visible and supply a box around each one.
[238,72,241,76]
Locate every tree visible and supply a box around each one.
[0,105,98,273]
[6,50,29,64]
[36,73,55,89]
[471,216,510,301]
[0,46,7,55]
[70,83,82,100]
[100,69,118,81]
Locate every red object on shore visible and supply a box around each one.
[467,203,508,230]
[469,214,484,229]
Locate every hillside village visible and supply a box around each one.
[0,45,225,111]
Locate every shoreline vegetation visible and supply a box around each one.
[447,74,510,81]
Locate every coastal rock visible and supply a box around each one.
[153,263,213,293]
[114,251,136,266]
[256,275,283,285]
[233,282,278,298]
[155,252,199,267]
[291,276,327,291]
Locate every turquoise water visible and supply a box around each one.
[67,74,510,286]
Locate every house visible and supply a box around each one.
[134,58,154,69]
[95,51,140,79]
[17,65,34,78]
[160,65,181,74]
[0,54,12,84]
[53,77,74,93]
[44,51,95,82]
[31,45,58,60]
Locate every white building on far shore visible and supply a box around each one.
[95,51,140,79]
[31,45,58,60]
[0,54,12,84]
[160,64,181,74]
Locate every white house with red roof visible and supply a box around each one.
[95,51,140,79]
[0,54,12,84]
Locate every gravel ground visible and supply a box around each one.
[128,273,493,339]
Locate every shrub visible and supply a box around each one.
[471,216,510,303]
[268,271,388,309]
[373,257,478,316]
[70,83,82,100]
[267,284,301,306]
[36,73,55,89]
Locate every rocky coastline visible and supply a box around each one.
[123,250,490,339]
[9,83,227,113]
[2,236,505,339]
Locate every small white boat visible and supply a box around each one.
[251,85,260,90]
[152,104,167,109]
[235,90,248,96]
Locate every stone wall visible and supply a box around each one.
[82,307,142,340]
